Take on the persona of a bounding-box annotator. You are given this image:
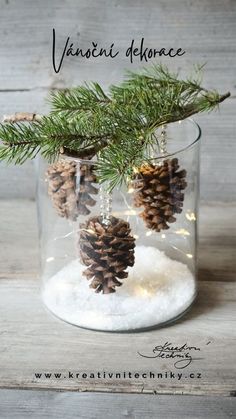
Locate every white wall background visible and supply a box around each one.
[0,0,235,201]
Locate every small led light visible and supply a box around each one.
[175,229,190,236]
[146,231,152,237]
[113,210,137,217]
[186,212,196,221]
[186,253,193,259]
[128,187,135,194]
[46,257,54,262]
[135,286,151,297]
[161,234,166,239]
[141,289,149,297]
[124,210,136,216]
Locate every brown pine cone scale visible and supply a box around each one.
[79,216,135,294]
[133,158,187,232]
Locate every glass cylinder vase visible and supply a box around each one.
[36,119,201,332]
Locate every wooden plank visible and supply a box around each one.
[196,100,236,202]
[0,390,235,419]
[0,199,39,279]
[0,0,235,92]
[0,276,235,395]
[0,90,48,199]
[0,200,235,281]
[198,202,236,282]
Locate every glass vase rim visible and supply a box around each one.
[61,118,201,165]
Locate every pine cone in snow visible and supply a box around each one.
[79,216,135,294]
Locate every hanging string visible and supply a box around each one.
[155,124,168,167]
[160,124,167,155]
[100,182,112,225]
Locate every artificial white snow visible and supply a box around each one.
[42,246,196,331]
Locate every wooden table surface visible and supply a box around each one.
[0,200,235,418]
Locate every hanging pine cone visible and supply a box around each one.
[46,159,98,221]
[79,216,135,294]
[133,158,187,232]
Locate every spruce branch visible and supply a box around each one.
[96,129,151,191]
[49,82,111,120]
[0,122,42,163]
[0,64,230,189]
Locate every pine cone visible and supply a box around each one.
[46,159,98,221]
[79,216,135,294]
[133,158,187,232]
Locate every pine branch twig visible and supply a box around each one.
[3,112,42,123]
